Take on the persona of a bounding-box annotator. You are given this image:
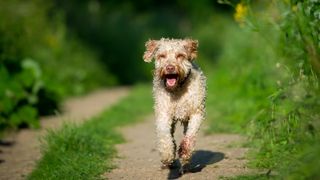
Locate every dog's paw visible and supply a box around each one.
[160,164,171,170]
[160,161,179,170]
[178,164,191,175]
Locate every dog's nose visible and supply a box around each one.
[166,65,175,72]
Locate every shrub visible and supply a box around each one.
[208,0,320,178]
[0,59,50,131]
[246,1,320,178]
[0,0,114,132]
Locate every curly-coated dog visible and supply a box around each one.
[143,38,206,173]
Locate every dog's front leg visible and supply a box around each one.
[178,113,204,172]
[156,114,176,168]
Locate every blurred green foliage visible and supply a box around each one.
[0,0,232,131]
[0,0,114,131]
[1,59,45,130]
[52,0,232,83]
[248,1,320,179]
[207,0,320,179]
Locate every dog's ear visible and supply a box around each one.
[184,39,198,61]
[143,40,158,63]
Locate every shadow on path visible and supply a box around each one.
[167,150,224,179]
[0,140,15,147]
[0,140,15,164]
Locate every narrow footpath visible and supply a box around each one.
[105,115,251,180]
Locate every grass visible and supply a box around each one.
[28,84,153,179]
[205,25,278,134]
[206,1,320,179]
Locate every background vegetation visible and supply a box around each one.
[0,0,228,132]
[0,0,115,132]
[1,0,319,179]
[207,1,320,179]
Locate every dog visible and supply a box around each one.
[143,38,206,174]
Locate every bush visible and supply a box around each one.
[0,59,56,131]
[211,0,320,179]
[246,1,320,178]
[0,0,114,132]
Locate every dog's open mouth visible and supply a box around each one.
[165,74,179,88]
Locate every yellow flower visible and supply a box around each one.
[292,5,297,12]
[45,33,58,48]
[234,3,247,24]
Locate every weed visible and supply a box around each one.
[211,0,320,179]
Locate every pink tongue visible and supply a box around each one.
[166,78,177,87]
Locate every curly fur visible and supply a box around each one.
[143,38,206,168]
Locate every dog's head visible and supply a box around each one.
[143,38,198,90]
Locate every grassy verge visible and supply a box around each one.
[28,84,153,179]
[205,26,277,134]
[206,1,320,179]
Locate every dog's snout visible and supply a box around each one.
[166,65,175,72]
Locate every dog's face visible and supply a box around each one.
[143,38,198,90]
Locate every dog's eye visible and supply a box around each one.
[176,54,186,59]
[157,54,166,59]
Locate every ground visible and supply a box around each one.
[104,115,251,179]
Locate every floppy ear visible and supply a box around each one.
[143,40,158,62]
[184,39,198,61]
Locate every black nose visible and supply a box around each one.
[166,65,175,72]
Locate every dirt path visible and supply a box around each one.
[104,116,251,180]
[0,87,129,180]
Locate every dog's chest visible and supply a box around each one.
[171,92,195,121]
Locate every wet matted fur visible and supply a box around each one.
[143,38,206,173]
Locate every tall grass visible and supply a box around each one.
[206,0,320,179]
[205,25,278,133]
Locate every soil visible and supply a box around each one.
[104,115,251,180]
[0,87,129,180]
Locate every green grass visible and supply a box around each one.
[220,174,274,180]
[205,1,320,179]
[28,84,153,179]
[205,26,278,134]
